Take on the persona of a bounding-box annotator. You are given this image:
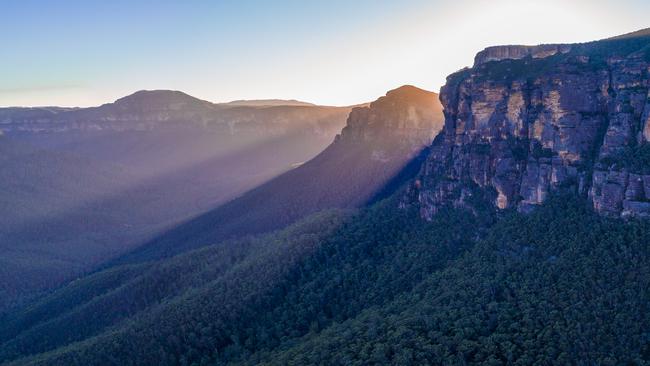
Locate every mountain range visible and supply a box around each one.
[112,85,443,263]
[0,92,353,311]
[1,28,650,365]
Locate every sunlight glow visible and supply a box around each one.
[1,0,648,107]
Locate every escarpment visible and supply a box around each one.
[410,29,650,218]
[337,85,444,156]
[0,90,350,137]
[473,44,572,65]
[114,85,445,263]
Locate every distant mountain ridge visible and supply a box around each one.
[112,85,444,263]
[0,90,350,135]
[109,90,214,111]
[0,85,446,364]
[0,89,354,311]
[222,99,316,107]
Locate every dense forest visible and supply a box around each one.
[3,26,650,366]
[257,196,650,365]
[2,192,649,365]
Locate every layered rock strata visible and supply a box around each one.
[411,31,650,218]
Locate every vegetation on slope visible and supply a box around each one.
[1,194,484,366]
[2,186,650,366]
[0,96,351,311]
[254,196,650,365]
[0,210,349,363]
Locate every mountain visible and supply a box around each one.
[0,84,446,364]
[0,90,345,134]
[221,99,316,107]
[113,85,444,263]
[3,30,650,366]
[406,28,650,219]
[0,91,352,311]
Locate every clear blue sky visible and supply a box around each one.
[2,0,649,107]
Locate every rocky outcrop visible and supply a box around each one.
[474,44,571,66]
[590,171,650,217]
[117,85,445,263]
[337,85,444,158]
[410,29,650,219]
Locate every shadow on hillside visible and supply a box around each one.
[109,144,432,266]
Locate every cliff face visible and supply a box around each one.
[116,85,445,263]
[0,90,350,137]
[337,85,444,159]
[412,30,650,219]
[473,44,571,66]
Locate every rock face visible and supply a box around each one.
[116,85,445,263]
[410,29,650,219]
[338,85,444,158]
[0,90,349,137]
[474,44,572,66]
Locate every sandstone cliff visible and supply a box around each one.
[410,29,650,218]
[337,85,444,159]
[0,90,349,137]
[473,44,571,66]
[116,85,445,263]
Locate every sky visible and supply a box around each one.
[1,0,649,107]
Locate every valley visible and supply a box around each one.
[2,7,650,364]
